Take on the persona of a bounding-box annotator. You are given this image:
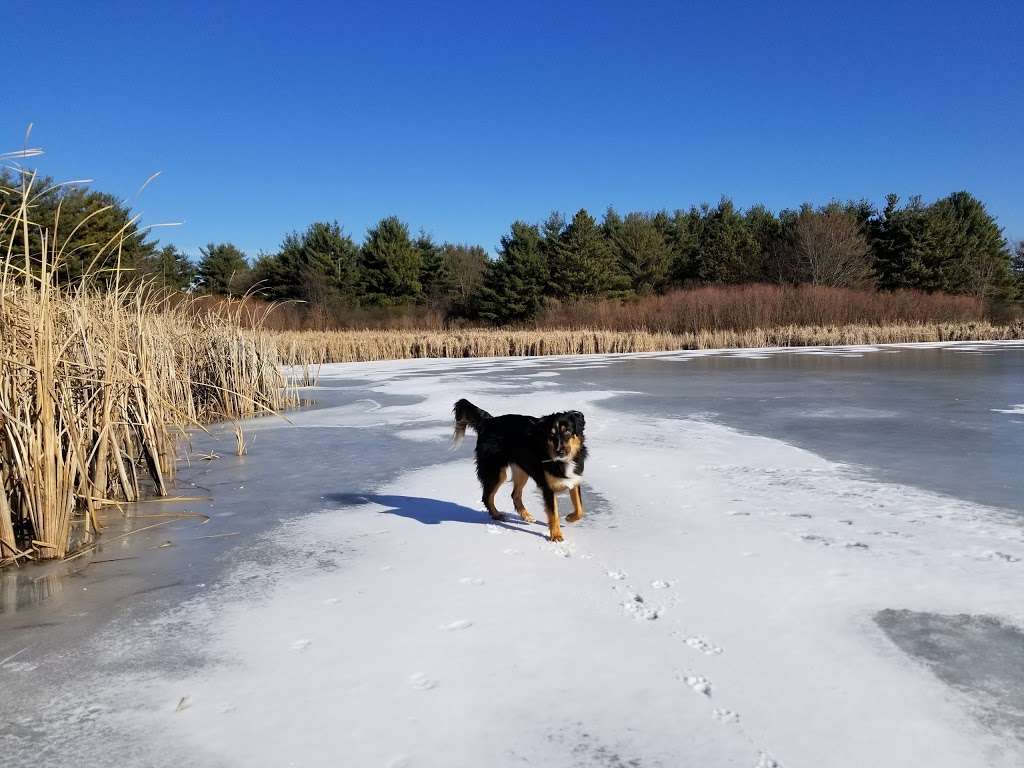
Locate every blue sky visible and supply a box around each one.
[6,0,1023,258]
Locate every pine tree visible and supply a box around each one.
[0,170,157,284]
[612,213,670,294]
[547,209,628,299]
[263,221,360,302]
[360,216,422,305]
[474,222,547,324]
[601,206,623,241]
[539,211,566,269]
[657,209,700,285]
[872,192,1011,297]
[871,194,923,289]
[135,244,195,291]
[416,232,454,305]
[196,243,249,295]
[443,243,488,313]
[249,251,286,297]
[696,199,761,284]
[745,205,783,282]
[927,191,1012,298]
[303,221,361,299]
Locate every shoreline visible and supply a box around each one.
[273,321,1024,364]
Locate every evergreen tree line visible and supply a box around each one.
[3,169,1022,325]
[0,169,194,290]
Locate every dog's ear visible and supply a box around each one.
[567,410,585,436]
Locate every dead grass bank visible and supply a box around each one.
[275,321,1024,368]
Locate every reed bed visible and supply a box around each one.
[1,168,296,564]
[274,321,1024,368]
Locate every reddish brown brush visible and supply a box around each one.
[537,285,985,334]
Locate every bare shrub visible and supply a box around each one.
[782,209,875,288]
[538,285,984,334]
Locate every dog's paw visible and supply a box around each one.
[566,512,582,523]
[549,531,564,543]
[518,510,534,523]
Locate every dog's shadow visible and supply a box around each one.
[325,493,548,539]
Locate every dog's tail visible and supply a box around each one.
[452,398,491,447]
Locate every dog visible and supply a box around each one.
[452,398,587,542]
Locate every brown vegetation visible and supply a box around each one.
[196,284,992,335]
[1,168,296,564]
[274,320,1024,368]
[537,285,986,333]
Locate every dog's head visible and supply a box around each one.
[541,410,585,461]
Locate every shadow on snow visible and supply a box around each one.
[325,493,548,539]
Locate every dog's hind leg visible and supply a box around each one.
[542,487,563,542]
[510,465,534,523]
[566,485,585,523]
[481,465,508,520]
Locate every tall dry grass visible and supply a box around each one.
[1,159,296,563]
[275,320,1024,368]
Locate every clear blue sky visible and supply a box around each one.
[7,0,1023,258]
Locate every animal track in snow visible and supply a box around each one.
[386,756,412,768]
[606,570,627,580]
[440,619,474,631]
[685,636,723,655]
[322,597,340,605]
[650,580,671,589]
[755,751,781,767]
[712,708,740,723]
[290,639,312,652]
[485,524,504,535]
[678,672,712,696]
[800,533,833,546]
[986,550,1021,563]
[621,593,660,621]
[408,672,437,690]
[458,576,485,585]
[549,546,571,558]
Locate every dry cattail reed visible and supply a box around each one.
[270,321,1024,366]
[0,158,296,563]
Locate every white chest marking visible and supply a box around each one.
[545,459,582,493]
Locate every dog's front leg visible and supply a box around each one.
[543,488,563,542]
[511,465,534,522]
[566,485,584,523]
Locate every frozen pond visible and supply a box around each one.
[566,342,1024,512]
[1,341,1022,767]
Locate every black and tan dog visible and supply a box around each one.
[452,399,587,542]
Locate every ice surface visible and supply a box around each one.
[2,342,1023,767]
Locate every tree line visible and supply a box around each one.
[3,169,1022,325]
